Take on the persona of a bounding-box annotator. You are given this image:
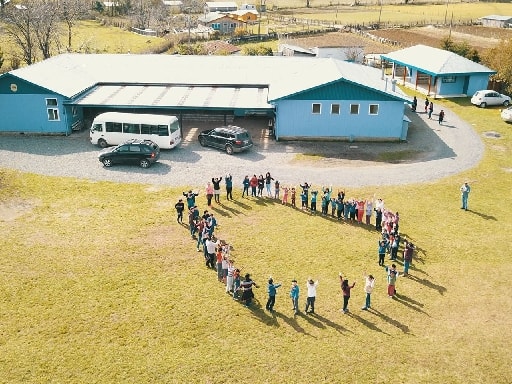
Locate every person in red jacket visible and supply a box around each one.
[340,273,356,313]
[249,175,258,197]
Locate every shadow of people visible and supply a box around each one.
[306,313,352,335]
[466,209,497,221]
[393,294,429,316]
[407,275,447,295]
[370,308,411,334]
[345,311,389,335]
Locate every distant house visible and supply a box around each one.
[203,40,241,55]
[205,1,237,12]
[381,44,496,98]
[228,9,259,23]
[198,12,240,34]
[479,15,512,28]
[0,54,411,141]
[162,0,183,12]
[278,44,364,63]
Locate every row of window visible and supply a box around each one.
[104,122,171,136]
[312,103,379,115]
[46,98,59,121]
[211,22,237,30]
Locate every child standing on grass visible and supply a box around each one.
[341,276,355,313]
[233,269,241,300]
[291,187,296,207]
[282,186,289,205]
[386,264,399,298]
[274,180,280,200]
[290,279,300,314]
[266,277,282,312]
[361,273,375,310]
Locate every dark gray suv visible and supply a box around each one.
[198,126,253,155]
[98,139,160,168]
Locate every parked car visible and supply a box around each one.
[501,106,512,123]
[198,126,253,155]
[471,90,511,108]
[98,139,160,168]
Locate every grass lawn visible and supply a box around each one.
[1,95,512,382]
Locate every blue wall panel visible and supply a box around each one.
[275,99,405,140]
[467,74,491,96]
[0,93,70,134]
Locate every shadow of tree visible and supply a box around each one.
[370,308,411,334]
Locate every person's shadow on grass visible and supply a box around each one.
[466,209,497,221]
[345,311,389,335]
[308,313,352,334]
[406,275,447,295]
[393,293,430,316]
[370,308,411,334]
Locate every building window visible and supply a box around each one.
[46,98,59,121]
[442,76,456,83]
[47,109,59,121]
[72,106,78,116]
[312,103,321,114]
[46,98,57,106]
[350,104,359,115]
[331,104,340,114]
[369,104,379,115]
[212,23,220,30]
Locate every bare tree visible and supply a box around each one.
[3,3,37,64]
[33,0,61,59]
[59,0,89,50]
[132,0,152,29]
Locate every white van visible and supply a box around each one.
[90,112,181,149]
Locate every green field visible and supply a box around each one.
[1,92,512,382]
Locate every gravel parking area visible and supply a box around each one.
[0,107,483,188]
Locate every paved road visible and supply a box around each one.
[0,107,483,188]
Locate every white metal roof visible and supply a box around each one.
[76,85,270,109]
[94,112,178,124]
[7,54,409,104]
[380,44,495,76]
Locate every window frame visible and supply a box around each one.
[350,104,360,115]
[331,103,340,115]
[369,104,379,115]
[312,103,321,114]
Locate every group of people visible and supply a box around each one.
[411,96,445,124]
[173,172,417,314]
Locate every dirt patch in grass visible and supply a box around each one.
[0,199,38,222]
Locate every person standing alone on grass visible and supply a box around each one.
[174,199,184,224]
[290,279,300,314]
[460,181,471,210]
[361,273,375,310]
[305,278,319,314]
[266,277,282,312]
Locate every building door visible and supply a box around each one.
[462,76,470,95]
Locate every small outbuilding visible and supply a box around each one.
[381,44,496,98]
[479,15,512,28]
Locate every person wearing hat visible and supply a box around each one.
[305,278,319,314]
[174,198,185,224]
[265,277,282,312]
[240,273,258,307]
[289,279,300,314]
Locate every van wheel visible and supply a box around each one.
[140,159,151,168]
[102,158,112,167]
[225,144,234,155]
[98,139,108,148]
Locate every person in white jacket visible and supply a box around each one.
[361,273,376,310]
[305,278,319,314]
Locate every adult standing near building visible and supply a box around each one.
[305,278,319,314]
[212,176,223,204]
[428,101,434,119]
[460,181,471,210]
[361,273,375,310]
[411,96,417,112]
[438,109,445,125]
[174,198,185,224]
[240,273,258,307]
[225,173,233,200]
[424,97,429,113]
[266,277,282,312]
[290,279,300,314]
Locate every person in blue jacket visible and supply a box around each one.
[266,277,282,312]
[290,279,300,314]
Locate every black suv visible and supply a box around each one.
[98,139,160,168]
[198,126,253,155]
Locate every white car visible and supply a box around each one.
[471,90,511,108]
[501,106,512,123]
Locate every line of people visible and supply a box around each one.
[173,172,416,313]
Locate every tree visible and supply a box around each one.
[3,3,37,64]
[59,0,89,50]
[132,0,152,29]
[0,46,4,71]
[482,39,512,95]
[33,0,61,59]
[440,37,480,63]
[242,45,273,56]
